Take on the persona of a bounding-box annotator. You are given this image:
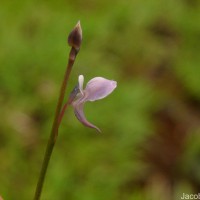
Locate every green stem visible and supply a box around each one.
[33,48,77,200]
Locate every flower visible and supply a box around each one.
[70,75,117,132]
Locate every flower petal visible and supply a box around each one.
[84,77,117,101]
[72,98,101,133]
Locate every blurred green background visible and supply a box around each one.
[1,0,200,199]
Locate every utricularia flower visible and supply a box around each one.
[70,75,117,132]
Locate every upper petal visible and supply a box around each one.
[84,77,117,101]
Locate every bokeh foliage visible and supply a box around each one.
[1,0,200,199]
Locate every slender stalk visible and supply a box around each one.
[58,102,69,126]
[33,48,77,200]
[33,21,82,200]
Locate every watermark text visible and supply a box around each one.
[181,193,200,199]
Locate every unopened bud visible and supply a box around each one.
[68,21,82,51]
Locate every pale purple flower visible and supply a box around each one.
[70,75,117,132]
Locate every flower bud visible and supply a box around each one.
[68,21,82,51]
